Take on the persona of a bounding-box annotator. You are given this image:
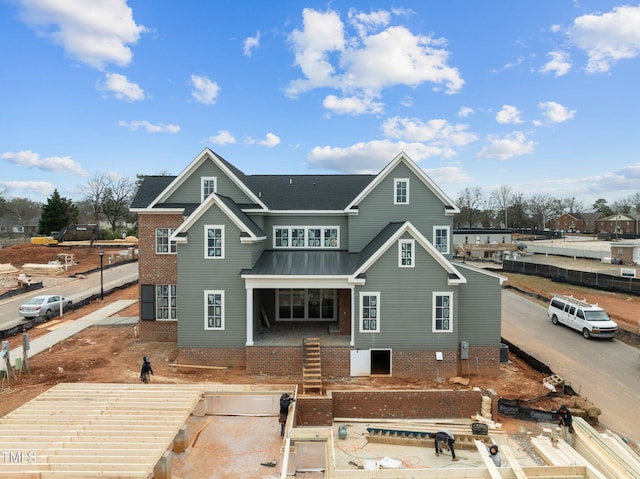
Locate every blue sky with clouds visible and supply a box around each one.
[1,1,639,208]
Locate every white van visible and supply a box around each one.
[548,294,618,339]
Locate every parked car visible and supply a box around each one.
[18,295,73,320]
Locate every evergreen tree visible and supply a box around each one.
[38,189,78,235]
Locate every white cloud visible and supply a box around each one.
[457,106,474,118]
[322,94,384,115]
[286,7,464,109]
[0,150,88,176]
[496,105,524,125]
[0,180,56,199]
[209,130,236,145]
[539,50,572,77]
[258,133,281,147]
[568,5,640,73]
[17,0,146,70]
[382,116,477,154]
[118,120,180,133]
[100,73,144,102]
[190,74,220,105]
[244,31,261,56]
[538,101,576,123]
[425,165,474,185]
[476,132,535,160]
[307,140,446,174]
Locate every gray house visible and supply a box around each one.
[131,149,505,381]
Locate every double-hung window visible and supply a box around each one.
[156,284,177,320]
[433,292,453,332]
[201,177,217,202]
[394,178,409,204]
[204,290,224,330]
[205,225,224,258]
[155,228,176,254]
[433,226,450,254]
[360,292,380,333]
[398,239,414,267]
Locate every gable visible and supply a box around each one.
[150,148,265,210]
[345,151,459,215]
[352,221,465,286]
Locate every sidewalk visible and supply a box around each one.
[7,299,137,368]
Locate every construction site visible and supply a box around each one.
[0,242,639,478]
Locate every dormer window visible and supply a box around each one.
[394,178,409,204]
[202,177,217,202]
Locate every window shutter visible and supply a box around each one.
[141,284,155,321]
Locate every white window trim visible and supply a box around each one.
[432,291,453,333]
[204,290,225,330]
[394,178,409,205]
[201,176,217,202]
[398,239,415,268]
[155,284,177,322]
[155,228,177,254]
[204,225,225,259]
[272,226,340,249]
[433,225,450,255]
[359,292,380,333]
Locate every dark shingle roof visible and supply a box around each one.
[131,176,176,209]
[354,222,405,270]
[215,195,265,238]
[243,175,375,210]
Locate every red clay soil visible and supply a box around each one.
[0,244,628,428]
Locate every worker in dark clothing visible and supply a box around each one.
[434,429,459,461]
[557,404,574,431]
[279,393,295,436]
[557,404,574,444]
[140,356,153,383]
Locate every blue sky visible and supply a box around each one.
[1,1,639,209]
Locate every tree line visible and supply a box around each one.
[0,173,137,238]
[454,185,639,229]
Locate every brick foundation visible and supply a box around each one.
[296,389,499,426]
[175,345,499,379]
[138,320,177,342]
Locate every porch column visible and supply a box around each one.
[246,287,254,346]
[350,286,355,347]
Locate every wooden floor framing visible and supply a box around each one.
[0,383,204,478]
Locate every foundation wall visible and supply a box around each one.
[139,320,177,342]
[296,390,499,426]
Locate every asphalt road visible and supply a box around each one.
[502,289,640,444]
[0,262,138,331]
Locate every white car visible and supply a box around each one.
[18,295,73,320]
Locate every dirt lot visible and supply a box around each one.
[1,243,635,432]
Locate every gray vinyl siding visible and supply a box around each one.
[176,204,252,349]
[353,234,459,350]
[456,266,502,347]
[166,159,253,205]
[263,215,349,249]
[349,163,452,253]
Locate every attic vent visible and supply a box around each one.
[258,191,262,197]
[289,178,292,185]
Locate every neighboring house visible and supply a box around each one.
[610,241,640,265]
[0,217,39,236]
[453,229,513,246]
[131,149,506,379]
[548,212,603,234]
[596,213,640,237]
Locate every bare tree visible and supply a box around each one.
[561,196,584,214]
[456,187,485,228]
[489,185,513,228]
[102,174,135,232]
[527,194,557,229]
[82,173,109,223]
